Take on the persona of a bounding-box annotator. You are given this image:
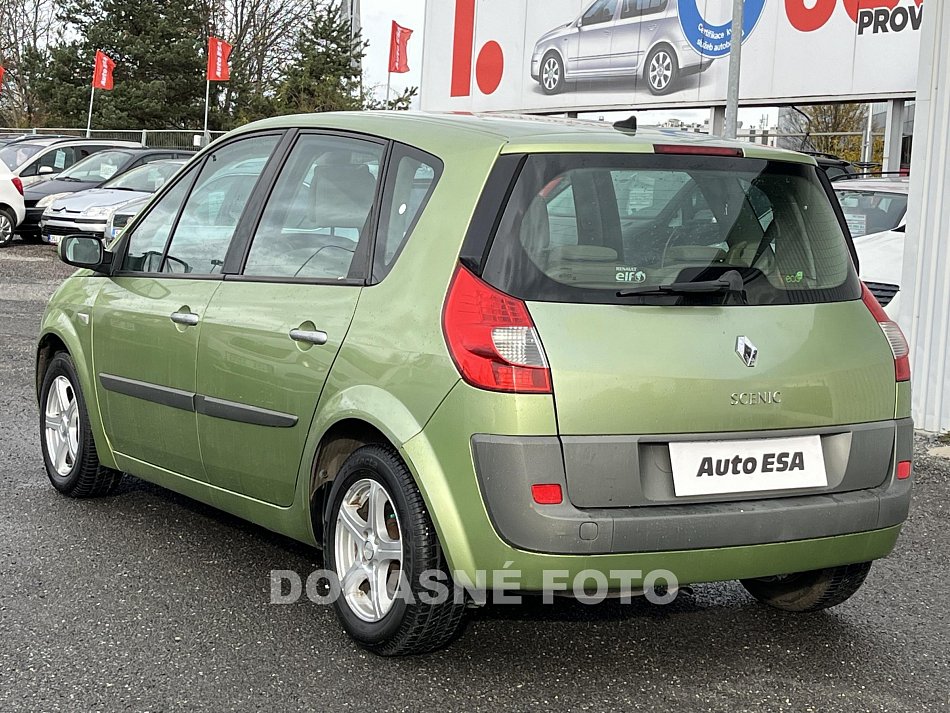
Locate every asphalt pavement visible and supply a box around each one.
[0,241,948,712]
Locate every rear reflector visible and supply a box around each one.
[531,484,563,505]
[653,144,743,157]
[861,283,910,382]
[897,461,912,480]
[442,265,552,394]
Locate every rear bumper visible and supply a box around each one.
[472,424,912,555]
[402,381,912,589]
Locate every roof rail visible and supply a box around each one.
[830,171,910,182]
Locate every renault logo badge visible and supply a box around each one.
[736,336,758,368]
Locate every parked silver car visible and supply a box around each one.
[39,159,186,244]
[531,0,711,95]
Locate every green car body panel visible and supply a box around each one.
[38,112,912,591]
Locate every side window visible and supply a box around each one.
[621,0,667,19]
[122,166,198,272]
[244,134,384,280]
[582,0,617,25]
[373,145,442,280]
[162,135,279,275]
[35,147,77,173]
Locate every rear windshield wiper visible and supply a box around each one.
[618,270,745,298]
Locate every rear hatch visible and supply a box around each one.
[480,150,897,436]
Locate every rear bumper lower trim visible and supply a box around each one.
[472,420,913,555]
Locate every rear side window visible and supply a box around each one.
[243,134,384,280]
[481,153,861,306]
[373,145,442,281]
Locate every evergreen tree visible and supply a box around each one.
[31,0,206,128]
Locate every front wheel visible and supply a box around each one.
[39,352,123,497]
[539,52,565,95]
[645,46,679,95]
[740,562,873,612]
[0,208,16,248]
[324,444,466,655]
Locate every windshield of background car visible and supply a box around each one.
[104,161,184,192]
[481,153,862,306]
[834,188,908,237]
[59,151,131,181]
[0,142,45,170]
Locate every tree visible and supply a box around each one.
[782,103,871,163]
[29,0,207,129]
[0,0,61,126]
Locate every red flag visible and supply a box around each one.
[207,37,233,81]
[0,66,5,94]
[389,21,413,74]
[92,51,115,90]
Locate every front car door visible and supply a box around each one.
[92,133,282,480]
[194,131,388,506]
[576,0,619,75]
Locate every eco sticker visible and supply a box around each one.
[616,267,647,283]
[785,271,805,284]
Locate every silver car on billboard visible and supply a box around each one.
[531,0,712,96]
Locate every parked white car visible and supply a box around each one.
[0,137,142,188]
[0,165,26,248]
[833,178,909,319]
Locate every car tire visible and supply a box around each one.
[39,352,123,497]
[324,444,466,656]
[0,208,16,248]
[540,52,565,95]
[740,561,873,612]
[645,45,679,95]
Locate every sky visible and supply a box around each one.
[357,0,778,127]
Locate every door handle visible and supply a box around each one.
[289,328,328,346]
[170,311,199,327]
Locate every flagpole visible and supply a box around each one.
[85,86,95,137]
[386,71,391,109]
[203,78,211,145]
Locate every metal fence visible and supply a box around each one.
[736,130,887,165]
[0,127,227,150]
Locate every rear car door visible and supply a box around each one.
[92,133,282,479]
[194,131,386,506]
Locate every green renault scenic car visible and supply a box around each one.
[37,112,913,655]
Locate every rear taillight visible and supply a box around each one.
[442,265,552,394]
[862,282,910,382]
[11,177,23,196]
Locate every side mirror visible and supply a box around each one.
[38,166,55,175]
[59,235,113,273]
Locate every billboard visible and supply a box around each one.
[421,0,923,113]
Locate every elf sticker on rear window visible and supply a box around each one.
[616,266,646,283]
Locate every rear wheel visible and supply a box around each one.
[740,562,873,612]
[0,208,16,247]
[325,444,466,655]
[645,45,678,95]
[39,352,123,497]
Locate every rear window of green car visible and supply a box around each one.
[482,154,862,306]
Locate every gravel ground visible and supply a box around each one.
[0,241,948,712]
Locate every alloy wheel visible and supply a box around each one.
[334,478,404,623]
[542,57,561,92]
[44,375,79,476]
[650,51,673,92]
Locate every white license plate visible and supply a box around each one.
[669,436,828,497]
[45,234,62,245]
